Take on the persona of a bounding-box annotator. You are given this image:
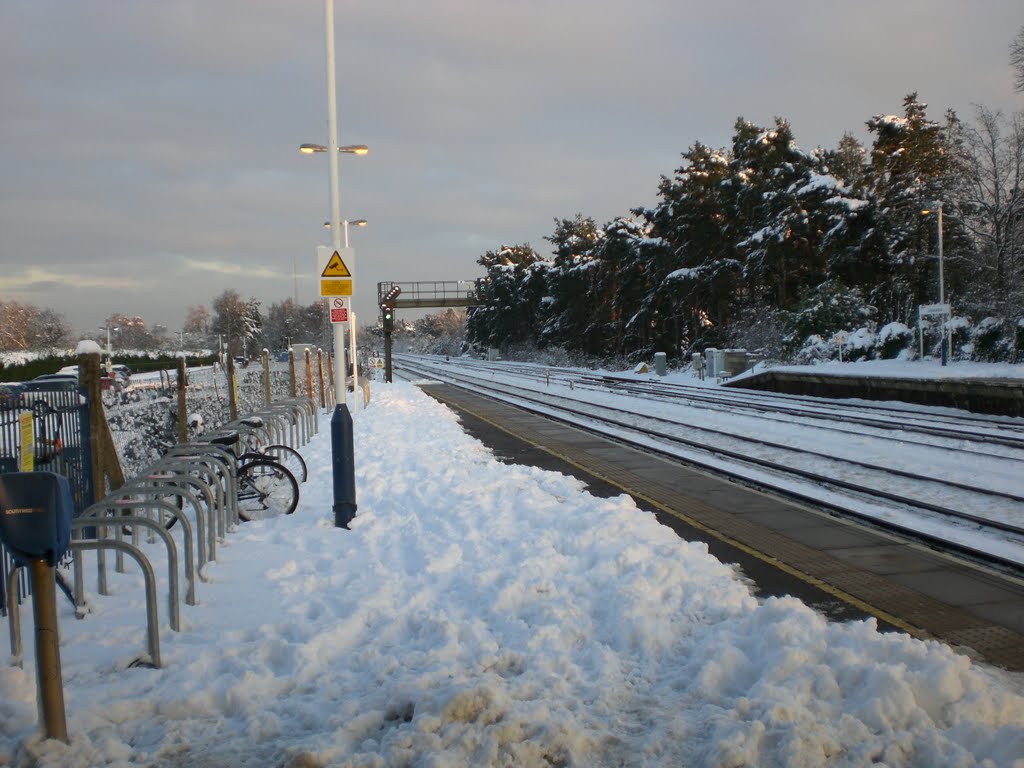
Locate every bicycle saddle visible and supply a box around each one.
[205,432,239,447]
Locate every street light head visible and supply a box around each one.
[301,143,368,155]
[921,201,942,215]
[324,219,368,229]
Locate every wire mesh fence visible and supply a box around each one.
[106,358,333,481]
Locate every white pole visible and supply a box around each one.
[937,204,948,366]
[324,0,348,407]
[349,311,358,408]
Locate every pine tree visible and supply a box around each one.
[640,141,737,353]
[540,214,604,352]
[728,117,832,314]
[863,93,960,324]
[466,244,545,349]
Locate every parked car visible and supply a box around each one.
[20,377,81,409]
[111,364,132,377]
[0,382,26,410]
[31,373,79,385]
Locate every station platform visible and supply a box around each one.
[728,368,1024,416]
[418,382,1024,673]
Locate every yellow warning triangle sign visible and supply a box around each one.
[321,251,352,278]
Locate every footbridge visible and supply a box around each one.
[376,280,483,310]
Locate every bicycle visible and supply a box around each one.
[193,430,300,522]
[136,430,301,528]
[231,416,308,484]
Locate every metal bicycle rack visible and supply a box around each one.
[67,538,161,668]
[163,443,240,528]
[76,498,197,612]
[10,399,315,675]
[142,468,220,545]
[116,471,215,564]
[72,514,185,629]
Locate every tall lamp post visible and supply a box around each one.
[921,202,949,366]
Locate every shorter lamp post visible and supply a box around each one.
[102,325,120,373]
[323,218,367,248]
[298,141,369,409]
[921,202,949,366]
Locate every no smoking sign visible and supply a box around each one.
[329,297,349,324]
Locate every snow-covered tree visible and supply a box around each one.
[640,140,737,353]
[866,94,967,325]
[466,244,546,349]
[539,214,604,351]
[0,300,71,352]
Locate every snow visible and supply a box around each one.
[2,377,1024,766]
[74,341,102,356]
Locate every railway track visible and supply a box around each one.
[396,354,1024,573]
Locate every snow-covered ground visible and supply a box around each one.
[2,374,1024,767]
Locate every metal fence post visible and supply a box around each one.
[177,357,188,444]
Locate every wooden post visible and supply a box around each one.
[177,357,187,443]
[262,349,272,405]
[289,350,297,399]
[304,349,314,404]
[227,355,238,421]
[79,351,124,500]
[317,349,326,410]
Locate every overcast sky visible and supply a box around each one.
[1,1,1022,339]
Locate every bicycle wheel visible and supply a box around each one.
[262,444,307,484]
[237,458,299,521]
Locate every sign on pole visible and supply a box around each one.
[329,297,349,324]
[316,246,356,298]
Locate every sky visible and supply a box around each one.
[1,1,1023,338]
[2,369,1024,766]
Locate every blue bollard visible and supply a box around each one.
[331,404,357,528]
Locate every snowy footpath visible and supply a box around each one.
[1,382,1023,767]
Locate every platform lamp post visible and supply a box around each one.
[307,0,360,528]
[921,201,949,366]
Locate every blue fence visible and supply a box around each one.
[1,386,93,614]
